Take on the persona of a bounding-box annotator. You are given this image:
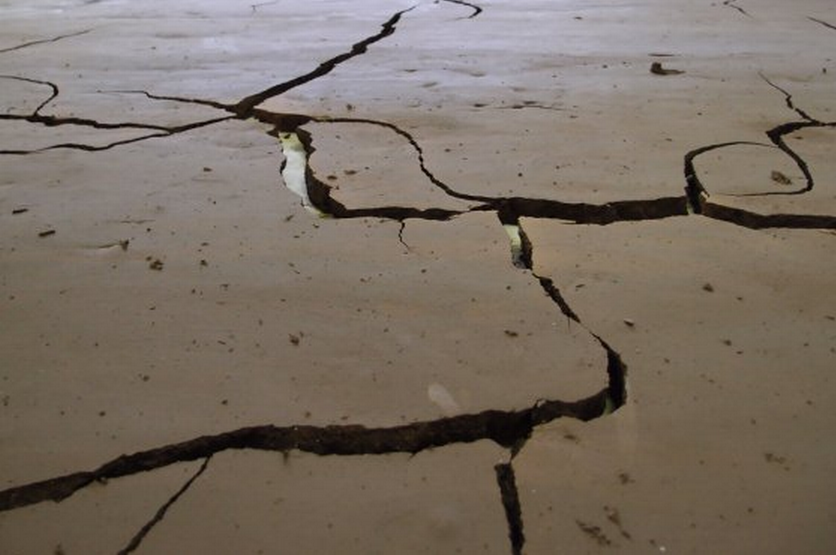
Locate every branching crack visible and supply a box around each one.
[0,394,613,513]
[1,4,834,553]
[683,76,836,226]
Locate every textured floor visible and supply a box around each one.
[1,1,834,553]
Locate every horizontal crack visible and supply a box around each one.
[0,394,612,512]
[0,29,92,54]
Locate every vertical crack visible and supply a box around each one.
[495,462,525,555]
[116,457,212,555]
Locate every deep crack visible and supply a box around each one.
[1,2,834,552]
[0,395,613,512]
[495,463,525,555]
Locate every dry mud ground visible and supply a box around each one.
[1,0,835,553]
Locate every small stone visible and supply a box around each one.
[702,283,714,292]
[650,62,684,75]
[770,170,792,186]
[149,259,164,271]
[623,318,635,327]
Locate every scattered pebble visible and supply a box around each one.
[38,229,56,238]
[289,334,300,346]
[702,282,714,292]
[770,170,792,185]
[623,318,635,328]
[148,259,164,271]
[650,62,684,75]
[12,208,28,215]
[504,329,519,337]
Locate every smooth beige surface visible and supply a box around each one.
[1,0,834,553]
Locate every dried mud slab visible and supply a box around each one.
[136,444,509,555]
[0,461,205,555]
[1,0,834,553]
[518,216,836,553]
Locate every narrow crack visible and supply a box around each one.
[233,7,415,117]
[759,73,817,122]
[116,457,212,555]
[440,0,483,19]
[495,463,525,555]
[722,1,751,18]
[0,75,59,114]
[808,16,836,32]
[0,29,92,54]
[683,76,836,225]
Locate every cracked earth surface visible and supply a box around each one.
[0,0,834,553]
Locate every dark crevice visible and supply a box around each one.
[116,457,212,555]
[495,463,525,555]
[233,7,415,117]
[0,75,59,114]
[1,5,832,551]
[397,220,411,251]
[0,132,170,155]
[106,89,233,113]
[808,16,836,31]
[0,29,92,54]
[440,0,483,19]
[701,202,836,229]
[289,126,469,221]
[0,116,235,155]
[722,0,751,18]
[320,116,491,203]
[513,216,627,414]
[494,196,689,226]
[683,140,770,211]
[536,276,581,324]
[0,392,615,513]
[316,117,690,225]
[759,73,817,122]
[683,78,836,225]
